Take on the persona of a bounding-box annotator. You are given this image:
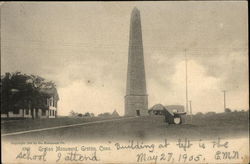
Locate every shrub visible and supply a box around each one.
[224,108,232,113]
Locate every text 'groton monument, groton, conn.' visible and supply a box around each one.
[125,7,148,116]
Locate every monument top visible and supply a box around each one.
[131,7,140,18]
[132,7,139,12]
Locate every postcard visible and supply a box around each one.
[1,1,249,163]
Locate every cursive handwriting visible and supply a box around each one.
[16,149,47,161]
[115,140,155,152]
[56,151,99,162]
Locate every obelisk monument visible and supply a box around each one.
[125,7,148,116]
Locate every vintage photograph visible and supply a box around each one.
[1,1,249,163]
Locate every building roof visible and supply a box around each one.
[165,105,184,112]
[149,104,166,111]
[149,104,174,116]
[149,104,187,116]
[112,110,120,117]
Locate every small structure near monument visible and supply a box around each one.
[149,104,186,124]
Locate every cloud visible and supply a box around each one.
[1,2,248,115]
[58,80,123,116]
[148,59,248,113]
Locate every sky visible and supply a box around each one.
[1,2,248,116]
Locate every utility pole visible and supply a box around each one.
[185,48,189,115]
[222,90,227,111]
[189,100,192,123]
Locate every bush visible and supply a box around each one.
[205,112,216,116]
[78,113,83,117]
[196,112,203,116]
[224,108,232,113]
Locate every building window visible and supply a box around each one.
[42,110,46,116]
[47,97,54,107]
[13,110,19,114]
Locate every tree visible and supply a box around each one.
[90,113,95,117]
[205,112,216,116]
[77,113,83,117]
[1,72,58,118]
[98,112,111,118]
[224,108,232,113]
[69,110,78,117]
[195,112,203,116]
[84,112,91,117]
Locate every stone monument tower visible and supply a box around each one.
[125,7,148,116]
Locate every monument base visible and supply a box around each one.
[125,95,148,116]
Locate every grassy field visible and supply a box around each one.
[1,111,249,141]
[1,116,120,134]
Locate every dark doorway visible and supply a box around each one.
[35,109,38,118]
[136,110,140,116]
